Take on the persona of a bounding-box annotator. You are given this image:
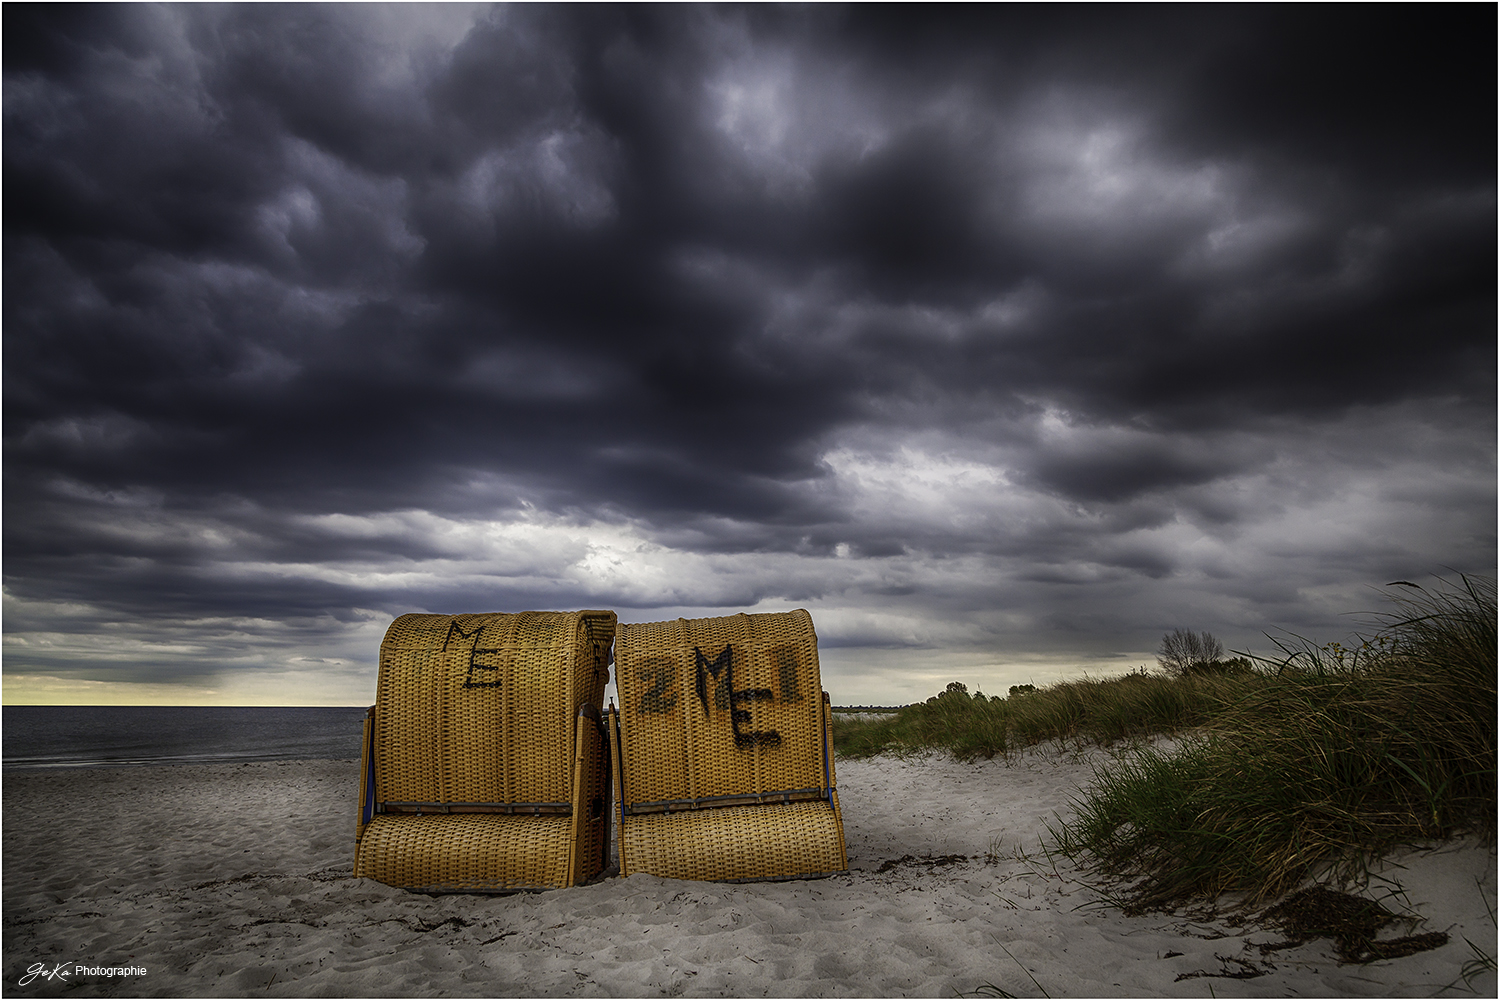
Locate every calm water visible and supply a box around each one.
[2,706,369,770]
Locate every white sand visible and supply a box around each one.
[3,746,1494,998]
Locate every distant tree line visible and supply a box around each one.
[889,630,1253,710]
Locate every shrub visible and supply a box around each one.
[1157,628,1225,676]
[1179,655,1254,677]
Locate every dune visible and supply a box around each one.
[3,745,1494,997]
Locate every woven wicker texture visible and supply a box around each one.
[613,610,847,881]
[356,609,615,892]
[357,813,574,892]
[618,800,846,882]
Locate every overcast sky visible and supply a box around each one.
[4,4,1494,706]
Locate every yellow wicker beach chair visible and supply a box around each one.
[610,609,847,882]
[355,610,616,892]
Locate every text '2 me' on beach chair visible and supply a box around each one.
[355,610,617,892]
[610,609,847,882]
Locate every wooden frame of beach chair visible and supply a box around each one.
[609,609,847,882]
[354,610,617,892]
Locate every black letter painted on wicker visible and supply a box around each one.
[694,645,782,749]
[694,645,732,713]
[444,620,503,689]
[772,645,803,703]
[637,657,678,714]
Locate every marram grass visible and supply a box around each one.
[834,575,1496,910]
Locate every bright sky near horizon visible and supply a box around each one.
[4,5,1494,706]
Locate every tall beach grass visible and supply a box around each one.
[835,575,1496,910]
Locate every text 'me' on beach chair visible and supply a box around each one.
[610,609,848,882]
[355,610,617,892]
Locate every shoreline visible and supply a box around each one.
[4,751,1495,997]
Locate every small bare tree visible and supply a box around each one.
[1157,628,1224,676]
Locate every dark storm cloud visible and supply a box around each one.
[4,4,1493,699]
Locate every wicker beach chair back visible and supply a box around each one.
[355,609,616,892]
[611,609,847,882]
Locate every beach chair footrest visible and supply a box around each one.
[357,813,577,891]
[620,800,845,882]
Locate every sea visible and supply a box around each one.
[2,706,370,771]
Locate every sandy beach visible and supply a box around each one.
[4,744,1494,998]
